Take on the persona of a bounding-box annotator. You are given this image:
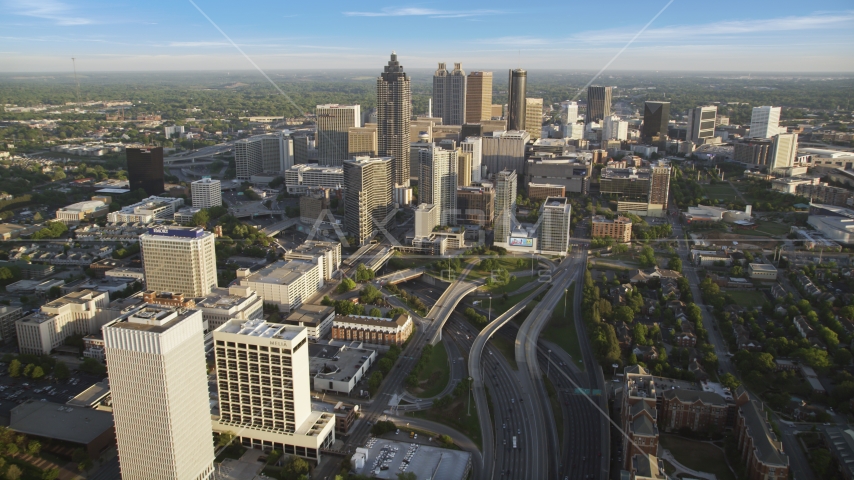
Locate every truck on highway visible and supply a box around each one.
[512,436,517,449]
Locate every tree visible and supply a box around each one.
[368,371,383,393]
[190,209,210,227]
[720,373,741,390]
[668,257,682,273]
[336,277,356,294]
[4,465,21,480]
[377,358,394,376]
[8,360,20,378]
[397,473,417,480]
[614,306,635,324]
[41,468,60,480]
[809,448,832,476]
[282,456,310,480]
[217,431,236,448]
[79,358,106,376]
[53,361,70,380]
[22,364,33,377]
[26,440,40,456]
[369,307,382,318]
[31,366,44,380]
[5,443,17,455]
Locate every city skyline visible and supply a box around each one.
[1,1,852,72]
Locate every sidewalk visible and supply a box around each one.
[659,450,717,480]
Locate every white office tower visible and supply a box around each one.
[750,106,782,139]
[234,132,293,180]
[212,320,335,460]
[603,115,629,141]
[461,136,483,182]
[538,197,572,255]
[316,104,361,166]
[419,144,458,226]
[562,123,584,140]
[140,226,217,297]
[494,170,518,241]
[104,305,214,480]
[343,156,393,246]
[687,106,717,143]
[414,203,440,237]
[191,177,222,208]
[561,101,579,125]
[770,133,799,170]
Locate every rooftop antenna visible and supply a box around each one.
[71,57,81,104]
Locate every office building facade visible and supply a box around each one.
[348,125,378,157]
[770,133,799,170]
[104,305,215,480]
[482,130,529,176]
[465,71,493,124]
[527,183,566,201]
[377,53,411,187]
[460,136,483,182]
[687,106,717,143]
[649,164,672,210]
[212,320,335,460]
[126,146,165,195]
[749,106,782,139]
[140,226,217,297]
[734,139,772,166]
[525,98,543,140]
[344,156,393,245]
[586,86,612,125]
[236,260,322,312]
[191,178,222,209]
[419,145,458,226]
[284,164,343,195]
[592,215,632,243]
[561,101,579,126]
[456,185,495,226]
[507,69,528,131]
[316,104,360,166]
[538,197,571,255]
[642,101,670,142]
[525,157,592,194]
[494,170,518,241]
[603,115,629,141]
[235,133,293,180]
[433,63,466,126]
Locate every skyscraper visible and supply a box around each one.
[126,146,165,195]
[507,69,527,131]
[212,320,335,460]
[419,144,458,226]
[191,177,222,209]
[460,136,483,183]
[749,106,782,139]
[561,101,579,125]
[642,101,670,142]
[769,133,798,170]
[687,106,717,143]
[649,164,672,211]
[433,63,466,126]
[538,197,572,255]
[525,98,544,140]
[377,52,411,187]
[104,304,214,480]
[316,104,361,166]
[481,130,530,175]
[344,156,393,245]
[603,115,629,141]
[494,169,518,242]
[465,71,493,124]
[235,133,293,180]
[140,226,217,297]
[586,86,612,125]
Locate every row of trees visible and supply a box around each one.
[404,344,434,390]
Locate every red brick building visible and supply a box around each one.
[736,400,789,480]
[660,390,738,433]
[331,314,413,346]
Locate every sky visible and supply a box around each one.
[1,0,853,73]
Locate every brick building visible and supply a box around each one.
[527,182,566,201]
[736,400,789,480]
[331,314,413,346]
[592,215,632,243]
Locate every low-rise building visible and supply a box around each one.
[15,290,111,355]
[691,249,733,266]
[104,267,145,283]
[456,184,495,227]
[236,259,322,312]
[309,343,377,395]
[281,241,342,282]
[527,182,566,201]
[592,215,632,243]
[807,203,854,244]
[748,263,777,280]
[0,306,24,345]
[194,285,264,335]
[10,399,115,459]
[107,196,184,224]
[55,199,110,224]
[331,314,413,346]
[283,304,335,340]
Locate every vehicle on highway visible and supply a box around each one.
[512,436,517,449]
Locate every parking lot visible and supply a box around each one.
[0,361,107,411]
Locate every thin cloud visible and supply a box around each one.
[577,11,854,43]
[476,36,550,46]
[343,7,504,18]
[7,0,92,25]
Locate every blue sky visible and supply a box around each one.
[1,0,853,72]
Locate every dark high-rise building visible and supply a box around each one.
[126,146,164,195]
[461,124,483,139]
[433,62,466,126]
[642,101,670,141]
[507,69,527,131]
[586,86,612,125]
[377,52,411,187]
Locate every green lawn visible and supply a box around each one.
[480,275,532,295]
[414,340,451,398]
[703,183,741,202]
[659,435,736,480]
[725,290,767,308]
[407,394,482,449]
[488,334,518,370]
[542,285,585,370]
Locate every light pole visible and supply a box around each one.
[467,376,473,416]
[488,296,492,324]
[547,349,552,378]
[563,288,569,318]
[612,363,619,377]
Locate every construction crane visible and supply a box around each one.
[71,57,81,105]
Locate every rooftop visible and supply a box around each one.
[286,304,335,326]
[67,381,110,408]
[353,438,471,480]
[107,304,198,334]
[217,319,303,341]
[10,400,114,445]
[240,259,317,286]
[335,314,410,328]
[740,400,787,467]
[601,167,651,180]
[750,263,777,272]
[309,343,376,383]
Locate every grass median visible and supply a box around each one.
[542,284,585,370]
[412,340,451,399]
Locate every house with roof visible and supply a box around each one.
[633,345,659,362]
[629,266,682,284]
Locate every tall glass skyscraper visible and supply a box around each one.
[586,86,612,125]
[507,69,527,131]
[642,101,670,142]
[377,52,411,187]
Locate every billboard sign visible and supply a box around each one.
[509,237,533,247]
